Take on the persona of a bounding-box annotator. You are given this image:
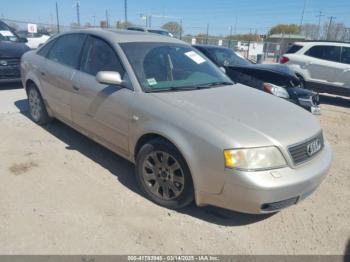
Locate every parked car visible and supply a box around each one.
[280,41,350,97]
[16,31,50,49]
[193,44,320,114]
[0,20,30,83]
[126,26,173,37]
[21,29,332,214]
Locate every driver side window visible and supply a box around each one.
[80,36,125,77]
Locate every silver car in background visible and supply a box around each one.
[21,29,332,214]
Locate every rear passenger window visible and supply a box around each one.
[48,34,86,68]
[341,47,350,65]
[80,36,124,76]
[286,44,303,54]
[305,45,341,62]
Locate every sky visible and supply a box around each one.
[0,0,349,35]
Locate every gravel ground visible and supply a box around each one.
[0,84,349,255]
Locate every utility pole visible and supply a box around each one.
[228,25,233,48]
[316,11,325,40]
[299,0,307,27]
[93,15,96,27]
[124,0,128,23]
[76,0,80,26]
[106,9,109,28]
[234,16,238,35]
[326,16,336,40]
[55,1,60,33]
[206,24,209,44]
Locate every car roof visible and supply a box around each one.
[193,44,232,50]
[294,41,350,47]
[57,28,184,44]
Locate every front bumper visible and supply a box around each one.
[197,142,332,214]
[0,59,21,83]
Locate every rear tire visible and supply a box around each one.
[27,84,52,125]
[297,75,306,89]
[136,138,194,209]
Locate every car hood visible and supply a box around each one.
[0,41,30,58]
[151,84,321,148]
[225,63,300,87]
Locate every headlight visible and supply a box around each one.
[224,147,287,171]
[263,83,290,99]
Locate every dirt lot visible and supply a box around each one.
[0,84,349,255]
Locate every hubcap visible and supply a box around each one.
[142,151,185,200]
[28,89,42,121]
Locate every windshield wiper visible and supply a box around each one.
[196,81,233,88]
[146,81,233,93]
[146,86,199,93]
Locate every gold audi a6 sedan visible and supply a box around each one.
[21,29,332,214]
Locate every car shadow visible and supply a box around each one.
[0,82,23,90]
[319,94,350,109]
[15,99,273,226]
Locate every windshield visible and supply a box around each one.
[120,42,232,92]
[0,22,20,42]
[207,47,250,67]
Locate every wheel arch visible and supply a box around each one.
[132,130,199,201]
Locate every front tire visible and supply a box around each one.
[27,84,52,125]
[136,139,194,209]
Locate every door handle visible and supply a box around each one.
[72,85,80,91]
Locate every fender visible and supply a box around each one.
[131,120,227,202]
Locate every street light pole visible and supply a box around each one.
[55,1,60,33]
[76,0,80,26]
[124,0,128,23]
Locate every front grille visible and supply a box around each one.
[288,133,324,165]
[0,59,20,79]
[261,196,299,211]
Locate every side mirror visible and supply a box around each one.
[96,71,123,86]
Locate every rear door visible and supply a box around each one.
[71,35,133,155]
[332,46,350,90]
[303,45,341,85]
[41,34,86,122]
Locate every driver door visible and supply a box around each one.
[71,35,133,156]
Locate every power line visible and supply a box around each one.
[316,10,325,40]
[300,0,307,27]
[326,16,336,40]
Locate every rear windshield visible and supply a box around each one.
[286,44,303,54]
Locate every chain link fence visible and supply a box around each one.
[1,18,282,63]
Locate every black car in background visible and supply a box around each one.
[193,44,320,114]
[0,20,30,83]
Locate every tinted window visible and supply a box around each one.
[48,34,86,68]
[127,28,145,32]
[305,45,341,62]
[37,39,56,57]
[207,47,250,67]
[286,44,303,54]
[341,47,350,65]
[80,36,124,76]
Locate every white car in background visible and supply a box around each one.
[280,41,350,97]
[16,31,50,49]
